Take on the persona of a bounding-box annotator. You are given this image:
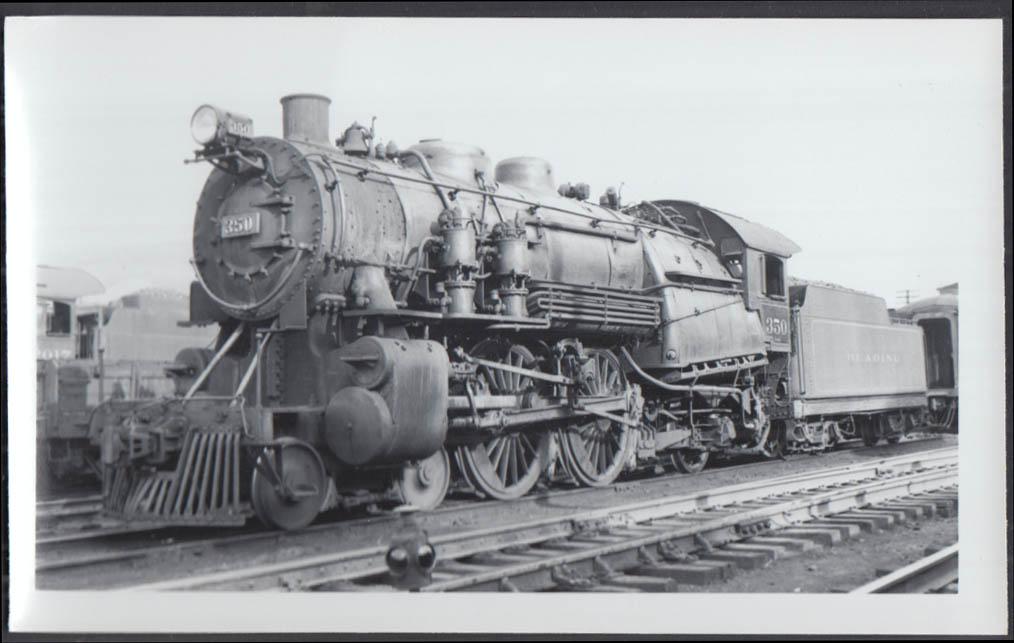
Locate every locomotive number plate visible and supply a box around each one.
[221,212,261,239]
[761,303,791,345]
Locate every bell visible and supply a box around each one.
[339,122,370,155]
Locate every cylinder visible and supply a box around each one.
[280,94,331,145]
[495,157,555,194]
[324,338,449,466]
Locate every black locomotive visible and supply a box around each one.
[92,94,938,530]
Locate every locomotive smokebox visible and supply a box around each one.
[280,93,331,145]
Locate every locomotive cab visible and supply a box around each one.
[692,205,799,427]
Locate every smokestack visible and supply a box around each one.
[280,94,331,145]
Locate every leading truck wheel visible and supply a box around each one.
[395,448,451,511]
[250,438,328,530]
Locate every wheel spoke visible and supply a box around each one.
[489,437,507,471]
[607,370,619,393]
[481,366,497,392]
[588,438,600,472]
[519,433,534,459]
[604,427,620,448]
[511,352,522,392]
[508,438,520,485]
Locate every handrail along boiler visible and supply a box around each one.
[95,94,933,529]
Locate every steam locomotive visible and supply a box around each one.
[93,94,934,530]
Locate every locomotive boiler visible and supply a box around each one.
[94,93,931,530]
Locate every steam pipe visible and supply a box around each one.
[619,346,741,396]
[398,150,451,210]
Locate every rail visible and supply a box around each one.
[849,543,958,593]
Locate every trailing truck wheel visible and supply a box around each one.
[558,349,634,487]
[395,448,451,511]
[764,421,787,459]
[671,449,710,474]
[250,438,328,531]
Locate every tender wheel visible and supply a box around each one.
[250,438,328,530]
[671,448,710,474]
[395,448,451,511]
[822,421,839,450]
[558,348,633,487]
[457,341,552,500]
[880,411,906,444]
[859,417,880,447]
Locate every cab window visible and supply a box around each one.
[46,301,72,336]
[762,255,784,298]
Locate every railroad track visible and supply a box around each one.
[35,434,946,550]
[33,446,851,577]
[850,543,958,594]
[36,494,103,520]
[34,438,951,585]
[108,446,957,592]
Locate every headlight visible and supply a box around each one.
[190,104,253,146]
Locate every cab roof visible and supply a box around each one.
[700,206,801,257]
[37,265,105,301]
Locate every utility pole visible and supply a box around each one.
[896,289,918,306]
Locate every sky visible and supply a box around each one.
[5,17,1003,305]
[4,16,1009,635]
